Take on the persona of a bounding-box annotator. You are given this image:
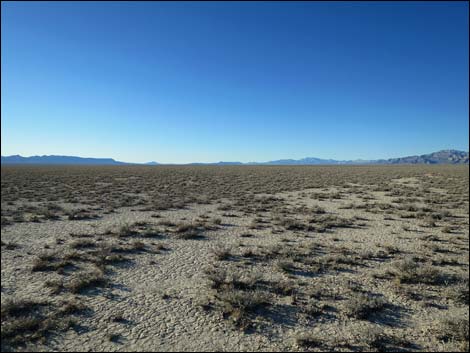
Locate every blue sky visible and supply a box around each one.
[1,1,468,163]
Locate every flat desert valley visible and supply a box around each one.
[1,165,468,352]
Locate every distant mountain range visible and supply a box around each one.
[1,150,468,166]
[256,150,469,165]
[0,155,140,165]
[374,150,469,165]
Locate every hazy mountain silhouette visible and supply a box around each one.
[0,155,130,165]
[254,150,468,165]
[249,157,370,165]
[1,150,468,165]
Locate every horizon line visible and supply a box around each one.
[2,148,469,165]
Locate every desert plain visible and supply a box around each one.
[1,165,468,352]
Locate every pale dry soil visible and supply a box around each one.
[1,177,468,352]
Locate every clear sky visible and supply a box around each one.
[1,1,468,163]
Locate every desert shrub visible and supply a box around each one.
[32,253,72,272]
[437,315,469,343]
[1,299,45,318]
[130,240,146,251]
[0,298,75,350]
[215,290,270,330]
[344,293,387,320]
[445,280,470,305]
[70,239,96,249]
[392,258,444,285]
[57,300,88,316]
[175,222,204,239]
[296,332,322,348]
[212,246,232,261]
[44,279,65,295]
[117,223,138,237]
[442,226,453,234]
[276,217,306,231]
[68,269,107,294]
[276,260,296,274]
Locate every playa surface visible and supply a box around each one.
[1,165,468,352]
